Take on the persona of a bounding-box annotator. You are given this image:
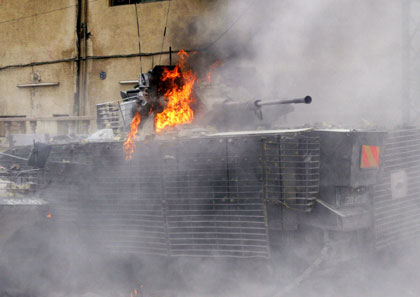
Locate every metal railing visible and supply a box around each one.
[0,116,96,139]
[42,132,320,259]
[96,100,134,131]
[374,127,420,249]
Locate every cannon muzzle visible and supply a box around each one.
[254,96,312,107]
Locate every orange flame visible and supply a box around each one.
[155,50,197,133]
[207,60,223,83]
[129,287,140,297]
[124,112,141,160]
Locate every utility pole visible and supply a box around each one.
[79,0,88,117]
[402,0,420,125]
[74,0,89,133]
[75,0,88,118]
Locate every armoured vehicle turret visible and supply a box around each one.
[98,65,312,134]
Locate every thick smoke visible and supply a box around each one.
[1,1,419,297]
[173,1,420,297]
[195,0,403,129]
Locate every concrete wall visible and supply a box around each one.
[85,0,221,114]
[0,0,223,136]
[0,0,77,135]
[0,0,77,65]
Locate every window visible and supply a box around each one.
[110,0,166,6]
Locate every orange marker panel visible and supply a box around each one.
[360,145,380,168]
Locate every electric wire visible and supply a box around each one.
[0,4,75,25]
[201,0,257,51]
[0,49,198,72]
[159,0,172,65]
[0,0,256,71]
[134,3,143,73]
[0,0,98,26]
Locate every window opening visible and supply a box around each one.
[110,0,166,6]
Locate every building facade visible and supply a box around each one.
[0,0,222,138]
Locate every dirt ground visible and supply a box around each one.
[1,237,419,297]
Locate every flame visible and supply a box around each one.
[129,287,141,297]
[155,50,197,133]
[206,60,223,83]
[47,213,52,219]
[124,112,141,160]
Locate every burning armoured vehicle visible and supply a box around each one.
[0,51,420,293]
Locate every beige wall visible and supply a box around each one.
[0,0,223,135]
[85,0,223,111]
[0,0,77,64]
[0,62,75,116]
[0,0,77,135]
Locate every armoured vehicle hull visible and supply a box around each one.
[2,125,420,296]
[3,127,417,260]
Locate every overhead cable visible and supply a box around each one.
[159,0,172,64]
[134,3,143,73]
[0,0,98,26]
[201,0,257,51]
[0,49,198,72]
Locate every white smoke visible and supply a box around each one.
[206,0,403,128]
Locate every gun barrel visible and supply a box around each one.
[254,96,312,107]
